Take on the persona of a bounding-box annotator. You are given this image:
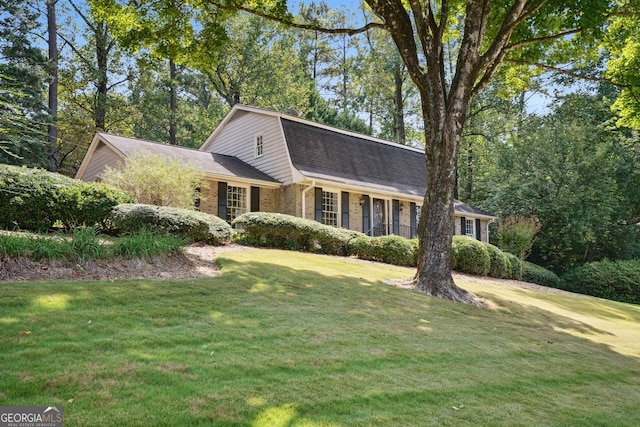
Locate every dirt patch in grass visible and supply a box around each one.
[0,243,248,282]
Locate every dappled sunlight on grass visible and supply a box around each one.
[1,248,639,425]
[460,279,640,358]
[31,294,70,310]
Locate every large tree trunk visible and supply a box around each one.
[414,97,479,305]
[47,0,58,172]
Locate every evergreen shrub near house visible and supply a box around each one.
[503,252,524,280]
[0,164,132,231]
[522,261,561,288]
[451,235,491,276]
[560,260,640,304]
[109,204,232,245]
[348,235,418,267]
[485,243,511,279]
[232,212,364,255]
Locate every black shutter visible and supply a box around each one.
[251,186,260,212]
[410,202,417,238]
[362,195,370,235]
[314,187,323,223]
[341,192,349,229]
[218,181,228,221]
[476,218,482,241]
[460,216,466,236]
[392,199,400,235]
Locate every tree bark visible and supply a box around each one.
[169,57,177,145]
[95,21,108,131]
[47,0,58,172]
[393,65,405,144]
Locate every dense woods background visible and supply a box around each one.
[1,0,639,276]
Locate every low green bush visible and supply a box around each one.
[109,204,232,245]
[451,236,490,276]
[486,244,511,279]
[503,252,523,280]
[0,164,132,231]
[348,235,418,266]
[560,260,640,304]
[232,212,364,255]
[523,261,561,288]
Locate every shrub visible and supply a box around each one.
[69,226,109,261]
[109,204,232,245]
[560,260,640,304]
[503,252,523,280]
[486,244,511,279]
[0,164,132,231]
[497,215,541,261]
[232,212,364,255]
[522,261,561,288]
[451,235,490,276]
[349,235,418,266]
[101,151,205,209]
[55,182,133,228]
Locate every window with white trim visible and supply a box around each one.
[322,191,339,227]
[227,186,247,222]
[255,135,264,158]
[465,218,475,238]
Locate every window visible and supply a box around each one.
[227,186,247,222]
[465,218,475,238]
[322,191,339,226]
[415,205,421,225]
[255,135,264,158]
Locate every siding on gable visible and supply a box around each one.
[82,143,123,181]
[202,112,293,184]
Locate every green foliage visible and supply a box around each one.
[560,260,640,305]
[348,235,418,266]
[486,243,511,279]
[232,212,363,255]
[109,203,232,245]
[101,151,205,209]
[504,252,524,280]
[0,164,132,231]
[451,236,490,276]
[112,228,187,260]
[0,0,49,168]
[0,228,188,263]
[522,261,561,288]
[497,215,540,260]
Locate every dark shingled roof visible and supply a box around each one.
[99,133,278,183]
[281,118,494,218]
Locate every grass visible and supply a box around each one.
[1,248,639,426]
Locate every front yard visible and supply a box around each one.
[1,249,639,426]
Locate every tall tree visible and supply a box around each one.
[0,0,49,167]
[46,0,59,171]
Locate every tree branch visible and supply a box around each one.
[506,28,582,51]
[204,0,384,35]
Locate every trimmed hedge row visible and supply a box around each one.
[560,260,640,304]
[0,164,132,231]
[109,204,233,245]
[348,235,418,267]
[232,212,559,287]
[232,212,364,255]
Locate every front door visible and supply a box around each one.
[372,199,386,236]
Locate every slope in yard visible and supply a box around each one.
[1,248,639,426]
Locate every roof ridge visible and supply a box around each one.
[98,132,207,154]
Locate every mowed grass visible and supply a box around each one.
[1,248,639,426]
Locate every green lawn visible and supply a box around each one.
[1,248,639,426]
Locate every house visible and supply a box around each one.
[75,104,495,241]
